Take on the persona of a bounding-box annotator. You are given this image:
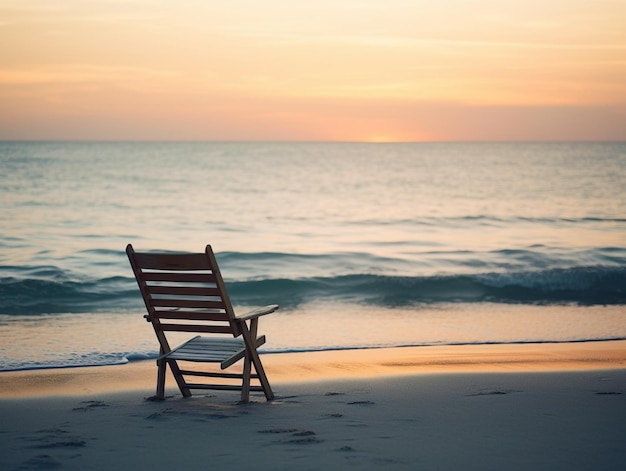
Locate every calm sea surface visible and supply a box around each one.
[1,141,625,371]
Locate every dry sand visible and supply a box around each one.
[1,341,626,470]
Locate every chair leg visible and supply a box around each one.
[241,352,252,402]
[156,358,167,399]
[251,354,274,401]
[167,359,192,398]
[241,326,274,401]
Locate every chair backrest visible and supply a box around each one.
[126,244,242,350]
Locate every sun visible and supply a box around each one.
[367,135,398,143]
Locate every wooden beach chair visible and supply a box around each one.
[126,244,278,402]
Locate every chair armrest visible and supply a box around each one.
[235,304,279,321]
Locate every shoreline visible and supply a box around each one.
[2,340,625,398]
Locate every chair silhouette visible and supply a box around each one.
[126,244,277,402]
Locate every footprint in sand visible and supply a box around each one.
[466,389,520,396]
[258,428,323,444]
[71,400,109,412]
[28,428,87,450]
[337,445,357,452]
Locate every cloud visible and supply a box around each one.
[0,65,180,86]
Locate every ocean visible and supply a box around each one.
[1,141,625,372]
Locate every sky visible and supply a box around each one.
[1,0,625,142]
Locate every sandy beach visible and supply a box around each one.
[2,341,626,470]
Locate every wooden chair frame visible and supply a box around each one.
[126,244,277,402]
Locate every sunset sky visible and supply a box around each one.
[1,0,625,142]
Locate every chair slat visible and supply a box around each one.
[186,384,264,392]
[153,310,230,322]
[150,299,226,309]
[141,272,217,283]
[158,323,234,334]
[179,370,260,380]
[146,285,222,297]
[134,252,212,270]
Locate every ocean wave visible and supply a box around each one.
[219,247,626,278]
[1,265,624,315]
[0,275,137,314]
[228,266,626,306]
[0,351,155,372]
[348,215,626,227]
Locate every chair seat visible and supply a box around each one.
[163,335,267,369]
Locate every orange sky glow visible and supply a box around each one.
[1,0,625,142]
